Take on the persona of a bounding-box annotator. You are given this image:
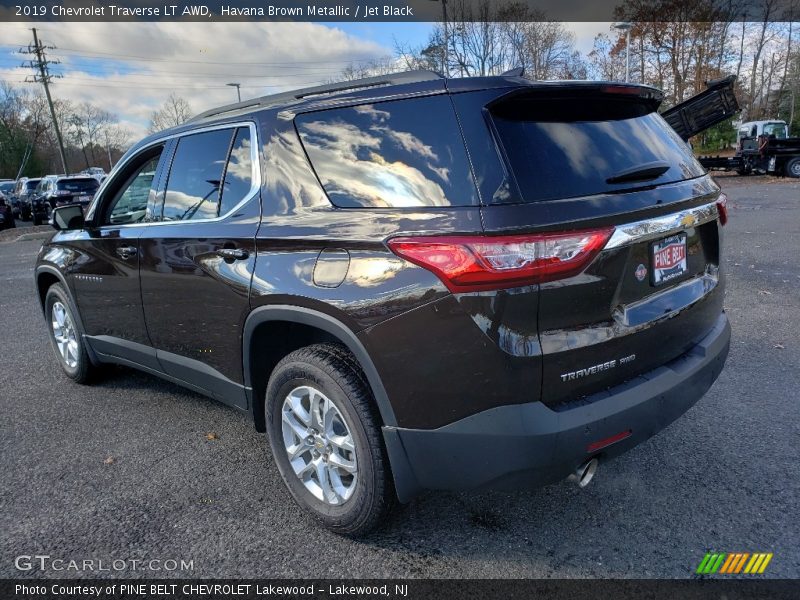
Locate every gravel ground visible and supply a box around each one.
[0,179,798,579]
[0,224,52,243]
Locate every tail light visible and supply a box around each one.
[387,228,614,293]
[716,192,728,226]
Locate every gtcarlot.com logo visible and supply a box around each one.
[15,555,194,572]
[695,552,773,575]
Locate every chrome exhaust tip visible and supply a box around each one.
[568,458,598,488]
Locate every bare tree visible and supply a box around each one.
[67,102,115,168]
[333,57,399,82]
[588,33,626,81]
[148,94,192,134]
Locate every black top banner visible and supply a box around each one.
[1,0,799,22]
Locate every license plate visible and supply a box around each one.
[78,195,90,203]
[651,233,687,285]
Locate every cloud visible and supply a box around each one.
[0,22,391,140]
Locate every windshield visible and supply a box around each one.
[763,123,787,138]
[57,178,99,193]
[0,182,14,193]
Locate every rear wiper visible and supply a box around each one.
[606,161,670,184]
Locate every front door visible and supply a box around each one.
[71,145,168,369]
[138,124,259,408]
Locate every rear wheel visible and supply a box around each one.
[785,158,800,178]
[265,343,394,536]
[44,283,96,383]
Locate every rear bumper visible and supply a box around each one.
[383,313,730,502]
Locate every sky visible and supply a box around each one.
[0,22,611,140]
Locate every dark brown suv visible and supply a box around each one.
[36,70,730,535]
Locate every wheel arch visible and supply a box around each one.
[242,305,397,432]
[35,267,63,311]
[35,265,100,366]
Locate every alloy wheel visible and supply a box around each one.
[51,301,78,369]
[281,385,358,505]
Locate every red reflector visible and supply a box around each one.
[587,430,632,453]
[387,228,613,293]
[716,192,728,226]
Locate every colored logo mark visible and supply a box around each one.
[695,552,773,575]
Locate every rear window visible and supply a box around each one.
[58,178,98,193]
[490,96,705,204]
[296,95,476,208]
[25,180,40,190]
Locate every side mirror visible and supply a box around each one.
[51,204,85,231]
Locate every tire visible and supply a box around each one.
[265,343,394,536]
[785,158,800,178]
[44,283,96,384]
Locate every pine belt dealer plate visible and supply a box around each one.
[651,233,687,285]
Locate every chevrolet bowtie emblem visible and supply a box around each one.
[681,214,698,228]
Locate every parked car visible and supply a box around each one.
[0,196,15,230]
[28,176,60,225]
[15,177,42,221]
[33,176,99,223]
[81,167,107,180]
[0,180,14,199]
[35,71,731,535]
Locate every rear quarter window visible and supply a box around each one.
[296,95,477,208]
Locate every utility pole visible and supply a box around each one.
[21,28,68,174]
[614,22,632,83]
[105,130,114,171]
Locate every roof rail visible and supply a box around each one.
[189,69,444,123]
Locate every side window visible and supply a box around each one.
[104,151,163,226]
[219,127,254,215]
[296,96,477,208]
[162,129,234,221]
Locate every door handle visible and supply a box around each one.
[215,248,249,261]
[116,246,137,259]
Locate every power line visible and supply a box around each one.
[15,79,324,91]
[1,41,379,67]
[19,28,69,174]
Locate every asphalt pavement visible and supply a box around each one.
[1,178,798,579]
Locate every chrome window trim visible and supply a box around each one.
[605,201,719,250]
[90,121,260,228]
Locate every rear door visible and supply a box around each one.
[456,84,726,409]
[138,123,260,408]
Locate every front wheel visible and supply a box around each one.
[265,343,394,536]
[44,283,97,383]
